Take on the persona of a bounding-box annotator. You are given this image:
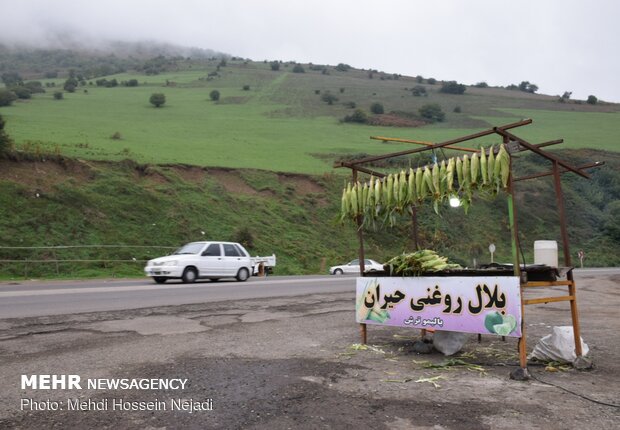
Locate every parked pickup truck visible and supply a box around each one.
[251,254,276,276]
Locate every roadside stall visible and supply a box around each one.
[335,119,602,379]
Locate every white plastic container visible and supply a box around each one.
[534,240,559,267]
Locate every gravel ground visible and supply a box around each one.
[0,270,618,429]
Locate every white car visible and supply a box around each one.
[144,241,253,284]
[329,259,384,275]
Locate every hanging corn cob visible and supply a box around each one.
[339,143,513,223]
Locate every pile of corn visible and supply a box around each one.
[385,250,462,276]
[340,144,510,224]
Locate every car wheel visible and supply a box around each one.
[236,267,250,282]
[153,277,167,284]
[182,267,198,283]
[333,269,344,275]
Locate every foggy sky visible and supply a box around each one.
[1,0,619,102]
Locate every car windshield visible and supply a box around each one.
[173,242,205,255]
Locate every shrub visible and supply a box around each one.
[0,114,12,155]
[126,79,139,87]
[411,85,427,97]
[474,82,488,88]
[415,75,424,83]
[419,103,445,122]
[242,84,250,91]
[53,91,63,100]
[453,106,461,113]
[149,93,166,107]
[270,61,280,71]
[339,87,345,93]
[343,109,368,124]
[292,64,305,73]
[111,132,122,140]
[427,78,437,85]
[335,63,351,72]
[370,102,384,114]
[0,89,17,106]
[210,90,220,101]
[314,90,320,95]
[344,101,356,109]
[321,92,338,105]
[233,226,255,249]
[587,95,598,105]
[440,81,466,94]
[11,86,32,99]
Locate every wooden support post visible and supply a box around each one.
[552,162,583,358]
[360,323,367,345]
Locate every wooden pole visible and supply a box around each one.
[353,169,368,343]
[552,161,583,357]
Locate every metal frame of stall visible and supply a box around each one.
[334,119,602,378]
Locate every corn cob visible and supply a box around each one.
[498,144,510,188]
[480,147,488,185]
[349,182,357,215]
[462,154,470,189]
[407,167,416,204]
[361,183,369,215]
[431,163,440,198]
[422,166,433,198]
[340,186,349,220]
[487,145,496,185]
[470,153,479,187]
[439,160,447,198]
[493,146,502,186]
[415,167,424,201]
[367,176,375,212]
[456,157,463,190]
[386,174,394,207]
[446,157,455,192]
[398,170,407,208]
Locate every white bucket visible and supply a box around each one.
[534,240,558,267]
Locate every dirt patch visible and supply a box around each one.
[209,169,274,197]
[167,165,207,185]
[278,174,324,195]
[366,114,427,127]
[0,158,94,193]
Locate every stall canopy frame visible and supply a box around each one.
[334,119,602,378]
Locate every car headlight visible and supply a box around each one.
[164,260,178,266]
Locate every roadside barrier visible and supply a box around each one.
[0,245,177,278]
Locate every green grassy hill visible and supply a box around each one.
[0,50,618,277]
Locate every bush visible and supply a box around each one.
[126,79,139,87]
[370,102,384,114]
[0,114,12,155]
[474,82,488,88]
[64,77,78,92]
[149,93,166,107]
[453,106,462,113]
[292,64,305,73]
[242,84,250,91]
[343,109,368,124]
[111,132,122,140]
[415,75,424,83]
[440,81,466,94]
[0,89,17,106]
[233,227,255,250]
[321,92,338,105]
[270,61,280,71]
[53,91,63,100]
[335,63,351,72]
[427,78,437,85]
[411,85,427,96]
[419,103,445,122]
[587,95,598,105]
[339,87,345,93]
[11,86,32,99]
[209,90,220,101]
[344,101,356,109]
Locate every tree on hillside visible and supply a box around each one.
[209,90,220,101]
[343,109,368,124]
[270,61,280,71]
[1,72,22,87]
[411,85,427,96]
[321,92,338,105]
[0,89,17,107]
[335,63,351,72]
[440,81,466,94]
[370,102,384,114]
[292,64,305,73]
[587,95,598,105]
[419,103,445,122]
[149,93,166,108]
[0,114,12,155]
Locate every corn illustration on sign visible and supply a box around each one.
[356,276,522,337]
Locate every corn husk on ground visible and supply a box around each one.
[340,144,511,225]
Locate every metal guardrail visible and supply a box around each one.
[0,245,177,277]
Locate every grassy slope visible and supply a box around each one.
[2,60,619,176]
[0,59,618,277]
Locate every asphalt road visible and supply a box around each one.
[0,268,616,319]
[0,275,356,318]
